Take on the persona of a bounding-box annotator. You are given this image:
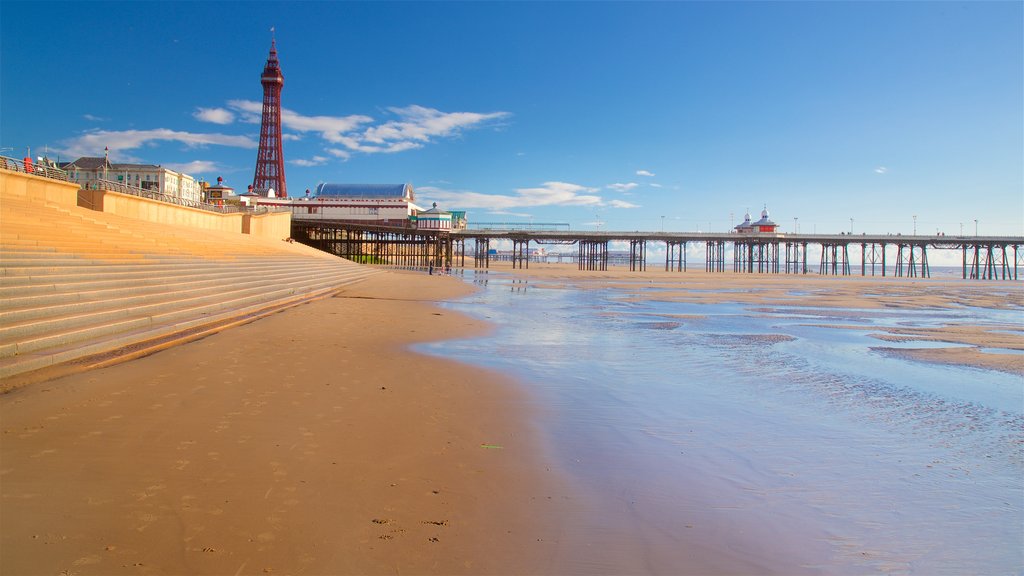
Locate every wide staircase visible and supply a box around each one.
[1,192,377,387]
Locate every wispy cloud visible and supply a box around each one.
[193,107,235,125]
[874,166,888,174]
[636,169,655,177]
[420,181,634,210]
[362,105,509,149]
[59,128,257,161]
[216,100,507,158]
[608,182,638,192]
[164,160,221,175]
[291,156,329,167]
[225,99,374,144]
[83,114,107,122]
[488,210,534,218]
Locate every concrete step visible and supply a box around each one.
[1,185,381,383]
[0,257,337,288]
[0,262,360,321]
[0,261,350,308]
[0,271,375,380]
[0,266,369,358]
[0,261,309,294]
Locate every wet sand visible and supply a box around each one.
[0,270,572,575]
[481,262,1024,375]
[3,263,1020,575]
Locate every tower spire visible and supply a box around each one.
[252,36,287,198]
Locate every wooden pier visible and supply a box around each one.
[292,220,1023,280]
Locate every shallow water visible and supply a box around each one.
[419,271,1024,575]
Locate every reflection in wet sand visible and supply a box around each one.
[425,268,1023,574]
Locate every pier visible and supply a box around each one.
[292,220,1022,280]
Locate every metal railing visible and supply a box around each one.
[0,155,70,181]
[85,179,249,213]
[2,156,293,216]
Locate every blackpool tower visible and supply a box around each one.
[252,38,287,198]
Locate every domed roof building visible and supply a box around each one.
[734,206,779,234]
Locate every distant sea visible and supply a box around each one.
[420,270,1023,574]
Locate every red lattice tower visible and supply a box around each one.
[252,39,287,198]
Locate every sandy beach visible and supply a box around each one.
[2,263,1021,575]
[0,270,572,575]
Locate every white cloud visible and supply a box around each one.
[488,210,533,218]
[362,105,509,146]
[60,128,257,161]
[420,181,635,210]
[874,166,888,174]
[516,182,603,206]
[291,156,329,167]
[224,100,508,157]
[326,148,351,161]
[82,114,107,122]
[636,170,655,177]
[650,182,663,188]
[608,182,638,192]
[194,107,235,125]
[67,100,509,167]
[164,160,220,175]
[226,99,374,144]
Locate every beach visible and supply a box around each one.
[427,263,1023,574]
[2,264,1021,575]
[0,270,571,575]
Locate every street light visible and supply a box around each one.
[661,215,665,232]
[850,217,854,234]
[794,217,798,234]
[913,215,917,235]
[974,219,978,236]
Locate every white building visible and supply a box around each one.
[62,154,202,204]
[257,183,422,225]
[415,202,453,230]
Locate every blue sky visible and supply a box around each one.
[3,1,1021,236]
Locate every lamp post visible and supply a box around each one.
[913,215,917,236]
[794,217,798,234]
[661,215,665,232]
[850,217,854,234]
[974,219,978,236]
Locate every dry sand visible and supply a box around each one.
[0,270,572,575]
[478,262,1024,375]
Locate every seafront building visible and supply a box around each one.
[201,176,236,205]
[414,202,457,231]
[734,206,779,234]
[62,153,202,204]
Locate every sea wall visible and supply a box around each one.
[87,189,244,234]
[1,169,292,240]
[243,211,291,239]
[0,168,80,208]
